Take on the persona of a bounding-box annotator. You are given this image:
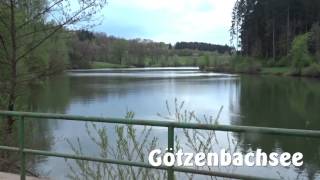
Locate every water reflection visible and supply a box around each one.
[23,68,320,179]
[232,75,320,179]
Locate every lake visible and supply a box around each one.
[23,67,320,179]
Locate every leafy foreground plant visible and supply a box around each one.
[65,111,163,180]
[65,99,287,180]
[158,99,239,180]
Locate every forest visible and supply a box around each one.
[68,30,233,69]
[228,0,320,76]
[174,42,233,53]
[1,1,320,179]
[1,0,320,123]
[0,0,232,118]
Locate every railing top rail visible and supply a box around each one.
[1,110,320,138]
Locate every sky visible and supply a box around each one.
[93,0,236,45]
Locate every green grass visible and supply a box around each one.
[91,61,132,69]
[261,67,291,75]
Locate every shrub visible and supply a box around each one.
[276,56,290,67]
[285,68,301,76]
[234,61,261,74]
[301,63,320,77]
[231,56,262,74]
[289,33,313,74]
[265,60,276,67]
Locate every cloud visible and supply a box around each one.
[93,0,236,45]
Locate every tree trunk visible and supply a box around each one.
[6,0,17,133]
[272,18,276,61]
[286,6,290,55]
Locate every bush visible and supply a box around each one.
[285,68,301,76]
[301,63,320,77]
[276,56,290,67]
[234,61,261,74]
[231,56,262,74]
[264,60,276,67]
[290,33,313,73]
[199,54,263,74]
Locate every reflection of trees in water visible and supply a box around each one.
[2,73,320,179]
[0,76,67,176]
[0,116,54,176]
[67,76,237,102]
[68,76,171,101]
[27,75,71,113]
[231,76,320,179]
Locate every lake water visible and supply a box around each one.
[24,67,320,179]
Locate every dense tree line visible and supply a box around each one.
[69,30,230,68]
[69,30,169,68]
[174,42,234,54]
[230,0,320,61]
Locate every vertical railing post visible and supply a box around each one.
[167,126,174,180]
[19,116,26,180]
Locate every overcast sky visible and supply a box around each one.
[93,0,236,45]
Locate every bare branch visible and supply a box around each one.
[0,1,11,9]
[0,12,10,30]
[17,66,63,84]
[16,1,97,62]
[17,26,58,40]
[0,34,10,61]
[17,0,64,30]
[16,25,62,62]
[0,61,10,66]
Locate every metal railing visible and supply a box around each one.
[0,110,320,180]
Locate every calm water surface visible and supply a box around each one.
[25,67,320,179]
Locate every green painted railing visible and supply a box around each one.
[1,111,320,180]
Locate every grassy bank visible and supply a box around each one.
[202,32,320,78]
[90,61,133,69]
[91,55,320,78]
[261,67,291,75]
[89,51,233,69]
[202,55,320,78]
